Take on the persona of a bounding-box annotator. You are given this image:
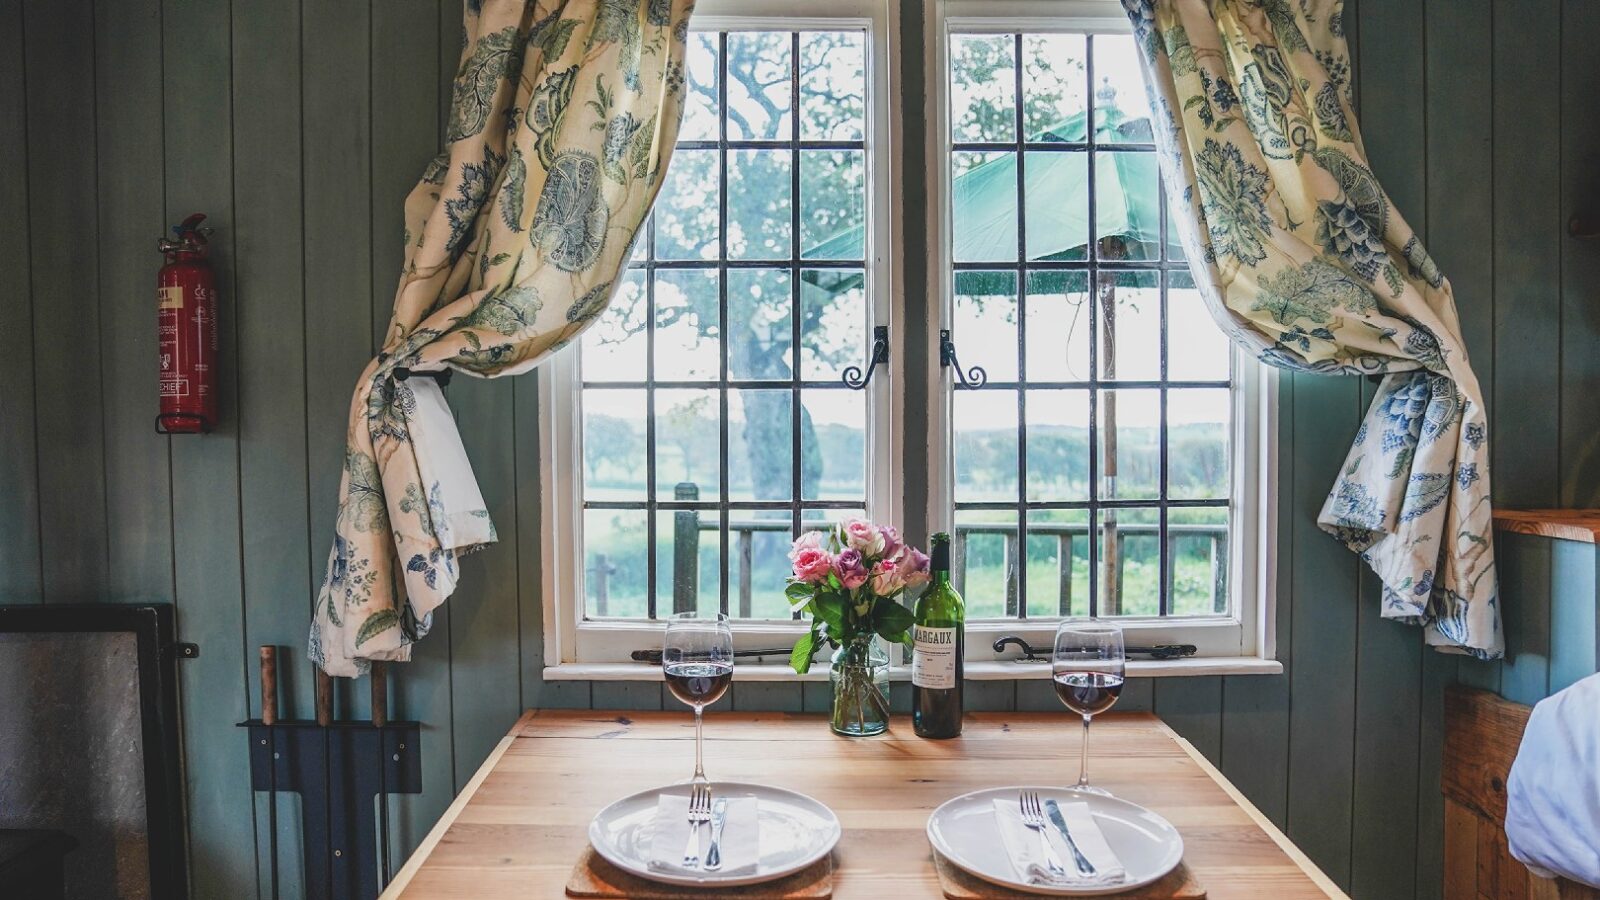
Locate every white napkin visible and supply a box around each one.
[992,797,1127,887]
[647,793,760,877]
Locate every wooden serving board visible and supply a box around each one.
[933,854,1203,899]
[566,845,833,899]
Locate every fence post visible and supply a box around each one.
[673,483,699,614]
[738,530,753,618]
[1211,533,1226,614]
[1057,533,1073,615]
[592,553,609,617]
[1004,529,1019,617]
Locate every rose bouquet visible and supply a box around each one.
[786,518,930,734]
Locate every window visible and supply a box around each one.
[543,0,1276,673]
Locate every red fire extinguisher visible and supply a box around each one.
[156,213,219,434]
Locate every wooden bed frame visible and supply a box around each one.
[1444,686,1599,899]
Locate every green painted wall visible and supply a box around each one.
[2,0,1598,897]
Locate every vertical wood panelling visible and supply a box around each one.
[1153,677,1221,761]
[233,0,310,893]
[1498,533,1553,705]
[95,0,174,606]
[0,0,43,602]
[162,0,256,895]
[1560,0,1600,508]
[24,0,109,602]
[1492,0,1562,509]
[1285,375,1361,891]
[1351,3,1425,894]
[1549,540,1597,693]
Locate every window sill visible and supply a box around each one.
[543,656,1281,683]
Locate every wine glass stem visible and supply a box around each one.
[692,704,707,783]
[1077,713,1092,788]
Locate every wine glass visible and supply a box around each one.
[663,612,734,786]
[1052,618,1125,795]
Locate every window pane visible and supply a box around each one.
[1028,509,1090,617]
[803,388,865,501]
[801,149,865,260]
[951,34,1016,143]
[955,388,1018,503]
[582,269,647,382]
[1025,271,1090,383]
[729,508,794,619]
[681,32,720,141]
[1096,506,1160,616]
[726,31,793,140]
[1167,270,1231,381]
[953,151,1018,262]
[801,31,865,141]
[1025,389,1089,502]
[800,269,865,382]
[1092,34,1155,144]
[953,509,1017,618]
[1097,388,1160,501]
[1024,150,1087,262]
[1022,33,1087,142]
[729,389,793,501]
[1168,388,1230,500]
[585,508,648,618]
[954,270,1017,383]
[728,148,792,260]
[1096,270,1160,382]
[655,508,721,616]
[728,268,792,381]
[655,269,719,381]
[584,389,646,500]
[1170,506,1228,615]
[654,149,719,260]
[1096,150,1161,261]
[655,389,721,501]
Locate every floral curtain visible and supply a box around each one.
[1121,0,1501,658]
[310,0,695,677]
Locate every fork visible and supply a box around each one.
[681,783,712,869]
[1019,791,1068,879]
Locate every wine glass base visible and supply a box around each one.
[1067,784,1112,796]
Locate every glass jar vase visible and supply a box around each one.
[829,633,890,736]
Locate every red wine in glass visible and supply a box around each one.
[664,661,733,708]
[1053,671,1124,716]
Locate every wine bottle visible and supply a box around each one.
[913,532,965,738]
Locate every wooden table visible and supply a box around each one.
[383,710,1346,899]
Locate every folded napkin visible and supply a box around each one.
[647,793,760,877]
[992,797,1127,888]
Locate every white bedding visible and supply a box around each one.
[1506,672,1600,887]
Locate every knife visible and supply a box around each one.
[1043,798,1097,875]
[703,797,730,871]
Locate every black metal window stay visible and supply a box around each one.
[942,31,1231,622]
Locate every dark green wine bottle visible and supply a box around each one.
[913,532,964,738]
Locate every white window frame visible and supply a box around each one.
[923,0,1280,669]
[541,0,906,673]
[542,0,1281,682]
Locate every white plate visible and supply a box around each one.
[588,781,841,887]
[927,786,1184,896]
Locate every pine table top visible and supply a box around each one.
[382,709,1346,899]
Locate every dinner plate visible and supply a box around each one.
[926,786,1184,896]
[587,781,841,887]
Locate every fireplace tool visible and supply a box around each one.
[243,647,422,900]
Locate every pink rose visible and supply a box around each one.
[879,524,903,559]
[791,547,834,584]
[790,530,826,559]
[834,548,869,590]
[870,558,905,595]
[898,547,931,589]
[839,517,884,556]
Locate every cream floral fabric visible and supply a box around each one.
[311,0,695,676]
[1122,0,1501,657]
